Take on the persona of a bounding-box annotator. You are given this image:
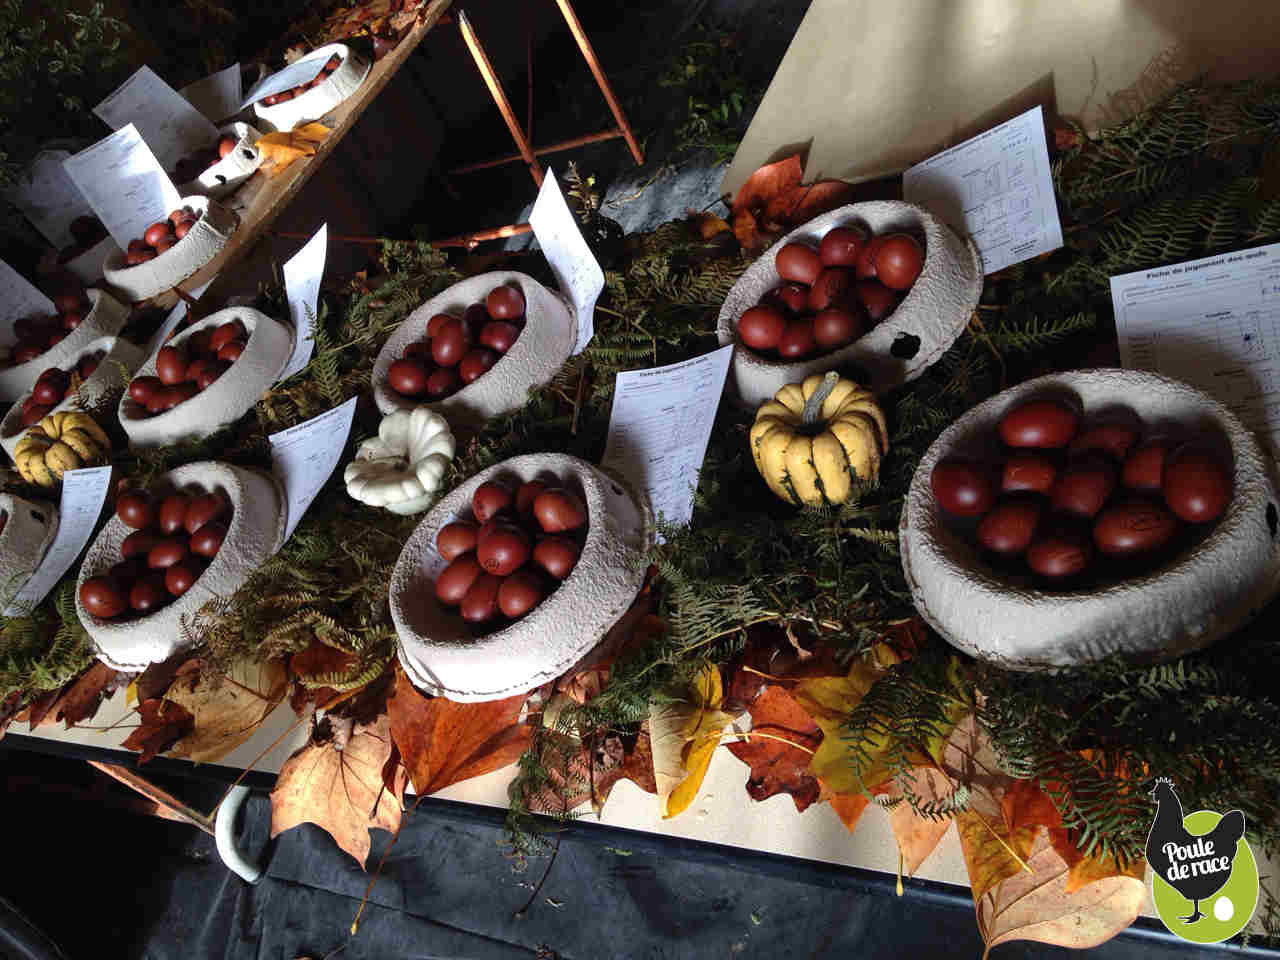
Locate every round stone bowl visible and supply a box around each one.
[253,43,371,133]
[179,122,264,200]
[102,196,238,303]
[391,453,654,702]
[371,271,577,430]
[77,461,288,671]
[717,201,982,408]
[0,493,59,612]
[118,306,293,450]
[1,333,146,462]
[900,368,1280,669]
[0,288,129,402]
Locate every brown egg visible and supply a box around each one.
[737,305,787,351]
[819,226,868,267]
[169,382,198,405]
[157,494,191,534]
[812,307,863,350]
[1162,445,1231,524]
[514,481,548,518]
[1069,422,1140,461]
[62,311,84,331]
[856,280,898,322]
[81,576,127,618]
[32,376,66,406]
[766,283,810,314]
[435,553,483,605]
[19,402,53,427]
[168,208,189,225]
[121,531,162,560]
[1026,526,1092,579]
[930,460,996,516]
[130,249,157,265]
[533,536,579,579]
[154,238,175,255]
[478,320,521,355]
[53,289,86,314]
[109,557,146,587]
[776,318,817,359]
[486,285,526,320]
[998,398,1079,449]
[1121,441,1169,492]
[462,303,490,339]
[498,568,545,618]
[855,235,885,279]
[116,492,155,530]
[144,389,172,414]
[426,313,455,338]
[210,319,247,352]
[874,234,924,290]
[186,327,215,355]
[460,573,503,623]
[130,573,169,613]
[807,268,855,312]
[1001,453,1057,495]
[165,560,201,597]
[156,346,188,385]
[430,318,469,367]
[459,348,498,384]
[426,366,460,398]
[437,521,479,561]
[196,360,230,390]
[388,358,431,396]
[477,524,531,576]
[776,243,822,286]
[402,340,433,361]
[472,481,514,522]
[174,219,194,240]
[147,537,188,569]
[217,340,246,363]
[143,222,173,247]
[977,498,1042,555]
[189,521,227,558]
[1050,456,1116,518]
[13,343,44,364]
[475,517,504,545]
[1093,500,1179,556]
[533,488,586,533]
[184,493,228,534]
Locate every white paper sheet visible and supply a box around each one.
[530,170,604,354]
[601,345,733,538]
[269,396,357,543]
[241,59,326,110]
[3,466,112,617]
[62,125,181,253]
[180,63,242,124]
[94,67,220,170]
[145,279,213,357]
[1110,242,1280,455]
[6,150,94,248]
[903,105,1063,275]
[0,259,56,330]
[278,224,329,382]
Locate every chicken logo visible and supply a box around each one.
[1147,778,1258,943]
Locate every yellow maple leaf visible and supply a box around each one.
[649,665,733,819]
[257,123,331,173]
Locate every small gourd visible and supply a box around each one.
[14,411,111,488]
[344,407,456,515]
[749,371,888,506]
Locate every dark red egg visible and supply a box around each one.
[62,311,84,331]
[459,348,499,384]
[478,321,520,354]
[426,366,460,398]
[460,573,503,623]
[472,481,514,523]
[1050,456,1116,518]
[426,313,454,338]
[1121,441,1170,493]
[121,531,162,560]
[1026,526,1093,579]
[776,318,817,359]
[532,488,586,533]
[486,285,526,320]
[998,398,1079,449]
[1069,422,1140,461]
[216,340,246,364]
[819,226,868,267]
[387,358,431,396]
[462,303,490,339]
[776,243,822,286]
[32,376,66,406]
[402,340,432,361]
[812,307,863,350]
[977,498,1042,555]
[437,521,479,561]
[874,234,924,290]
[497,568,545,618]
[210,319,247,352]
[81,576,127,618]
[130,573,169,613]
[189,521,227,558]
[184,493,228,534]
[165,561,200,597]
[430,319,469,367]
[477,524,531,576]
[147,537,188,570]
[435,553,483,605]
[155,346,187,385]
[806,268,855,313]
[1162,445,1231,524]
[143,222,173,247]
[196,360,230,390]
[173,219,194,240]
[1001,453,1057,495]
[767,283,809,314]
[1092,500,1179,556]
[533,536,579,579]
[53,289,86,314]
[738,305,787,351]
[19,402,52,427]
[856,280,898,322]
[116,492,155,530]
[515,480,548,517]
[157,494,191,534]
[169,382,198,405]
[855,235,885,279]
[930,460,995,516]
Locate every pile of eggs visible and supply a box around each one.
[930,396,1233,584]
[257,55,343,106]
[14,353,104,427]
[79,486,231,619]
[171,134,239,184]
[737,225,924,360]
[0,281,91,369]
[433,476,586,628]
[58,215,108,265]
[386,284,526,402]
[124,318,248,418]
[124,207,205,265]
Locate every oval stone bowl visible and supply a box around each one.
[0,288,129,402]
[0,493,59,612]
[102,196,238,303]
[253,43,370,133]
[179,122,264,199]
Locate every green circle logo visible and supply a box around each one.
[1150,808,1259,943]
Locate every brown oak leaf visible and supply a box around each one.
[15,688,60,728]
[165,658,287,764]
[525,727,658,816]
[733,154,804,220]
[49,662,121,728]
[134,651,193,703]
[725,684,822,812]
[122,699,195,764]
[288,638,359,712]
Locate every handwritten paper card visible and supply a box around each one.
[278,224,329,381]
[4,466,112,617]
[269,396,357,543]
[180,63,242,124]
[530,170,604,354]
[0,259,56,324]
[241,59,326,110]
[601,345,732,537]
[903,105,1063,275]
[6,150,94,248]
[94,67,220,170]
[63,125,180,252]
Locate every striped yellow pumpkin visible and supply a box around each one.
[749,372,888,506]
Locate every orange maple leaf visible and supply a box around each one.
[725,683,823,812]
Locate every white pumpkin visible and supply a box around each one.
[344,407,456,515]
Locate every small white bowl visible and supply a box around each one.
[391,453,654,702]
[371,271,577,430]
[102,196,238,303]
[1,334,146,463]
[900,368,1280,669]
[178,123,264,199]
[77,460,287,671]
[717,201,982,408]
[118,306,293,450]
[253,44,370,133]
[0,288,129,402]
[0,493,59,612]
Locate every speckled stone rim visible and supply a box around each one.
[179,122,264,199]
[0,288,129,403]
[252,43,370,133]
[900,368,1280,670]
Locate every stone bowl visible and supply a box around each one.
[0,288,129,402]
[1,334,146,462]
[371,271,577,430]
[717,201,982,408]
[0,493,59,612]
[77,460,287,671]
[253,43,370,133]
[118,306,293,450]
[900,368,1280,669]
[179,122,264,200]
[391,453,653,702]
[102,196,238,303]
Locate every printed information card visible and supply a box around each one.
[530,170,604,354]
[241,59,326,110]
[94,66,220,170]
[269,396,358,543]
[6,150,95,249]
[0,259,56,324]
[278,223,329,381]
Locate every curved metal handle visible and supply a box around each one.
[215,784,263,884]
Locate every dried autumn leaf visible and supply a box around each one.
[166,658,288,764]
[17,688,61,728]
[289,638,360,712]
[828,791,872,833]
[593,726,657,812]
[791,647,892,796]
[122,698,195,764]
[649,665,734,819]
[764,179,855,227]
[883,766,955,876]
[50,662,120,728]
[725,684,822,812]
[733,154,804,219]
[257,123,330,172]
[689,210,732,240]
[271,714,406,870]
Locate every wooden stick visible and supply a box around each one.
[88,760,216,836]
[553,0,644,165]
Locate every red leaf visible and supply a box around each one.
[288,639,360,712]
[733,154,804,218]
[51,662,121,728]
[770,179,856,227]
[726,684,823,812]
[122,699,195,764]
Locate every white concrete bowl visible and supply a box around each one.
[391,453,654,702]
[77,460,287,671]
[0,493,59,612]
[102,196,238,303]
[371,271,577,429]
[253,44,370,133]
[0,288,129,402]
[900,369,1280,670]
[1,334,146,463]
[717,201,982,408]
[179,123,264,199]
[118,306,293,450]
